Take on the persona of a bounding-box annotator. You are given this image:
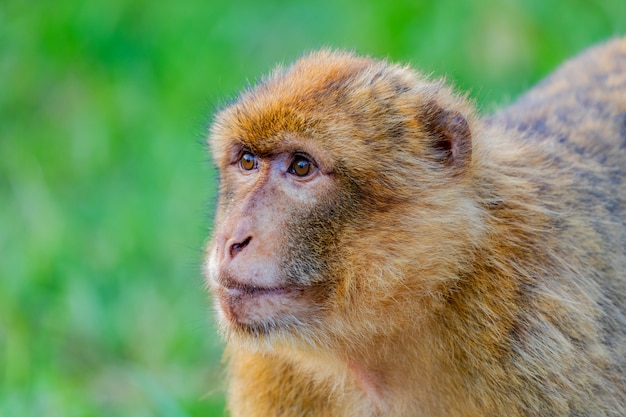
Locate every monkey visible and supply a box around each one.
[204,37,626,417]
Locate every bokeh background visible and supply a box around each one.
[1,0,625,416]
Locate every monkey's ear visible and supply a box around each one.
[420,101,472,172]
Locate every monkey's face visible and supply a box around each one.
[205,50,477,347]
[205,135,352,339]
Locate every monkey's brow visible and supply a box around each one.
[242,141,312,160]
[242,145,276,159]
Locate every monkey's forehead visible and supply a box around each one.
[210,51,431,144]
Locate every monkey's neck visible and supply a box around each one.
[337,276,525,415]
[347,361,388,410]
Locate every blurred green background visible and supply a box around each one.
[1,0,624,416]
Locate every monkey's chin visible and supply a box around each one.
[215,284,314,337]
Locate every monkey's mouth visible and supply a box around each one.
[217,274,291,299]
[222,284,288,299]
[215,277,309,327]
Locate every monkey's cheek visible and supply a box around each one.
[217,287,309,327]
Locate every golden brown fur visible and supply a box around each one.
[205,38,626,416]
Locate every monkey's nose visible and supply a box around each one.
[229,236,252,259]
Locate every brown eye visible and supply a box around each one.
[289,155,313,177]
[240,152,257,171]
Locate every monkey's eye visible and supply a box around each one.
[240,152,257,171]
[288,155,314,177]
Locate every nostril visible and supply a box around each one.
[230,236,252,259]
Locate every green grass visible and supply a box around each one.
[1,0,624,415]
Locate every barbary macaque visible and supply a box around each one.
[204,38,626,416]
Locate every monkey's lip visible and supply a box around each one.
[216,278,308,326]
[213,273,326,329]
[216,275,294,299]
[221,284,289,298]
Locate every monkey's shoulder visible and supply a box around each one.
[489,37,626,161]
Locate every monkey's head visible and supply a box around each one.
[205,50,482,350]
